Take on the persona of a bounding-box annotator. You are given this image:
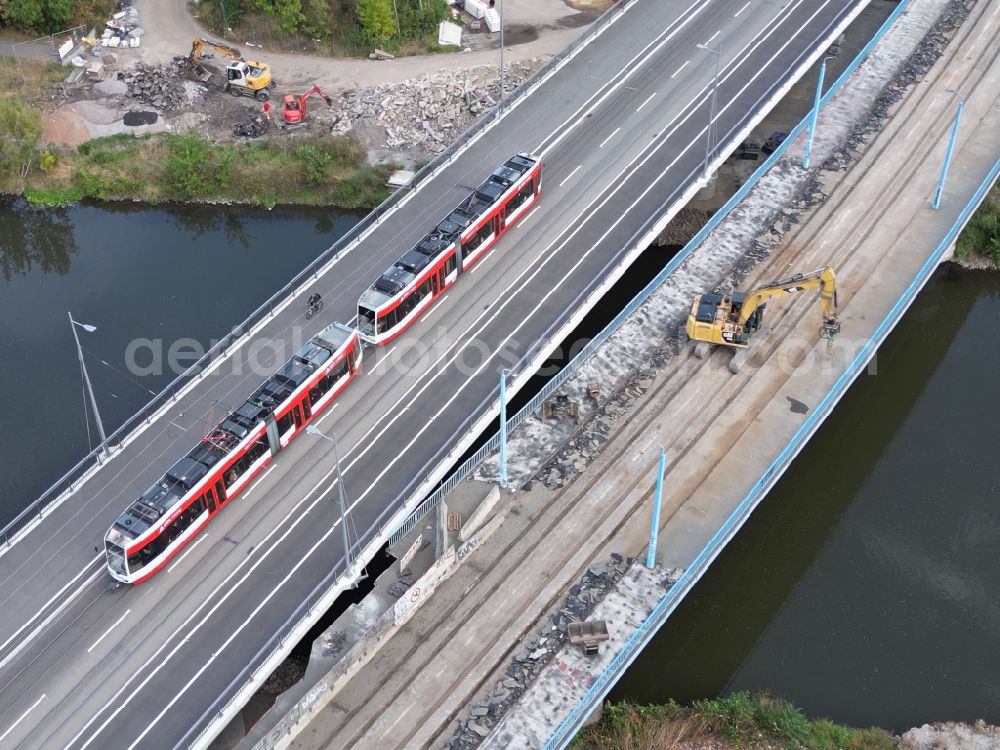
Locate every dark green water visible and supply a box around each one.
[610,265,1000,731]
[0,198,362,525]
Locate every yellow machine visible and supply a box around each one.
[686,266,841,372]
[182,39,275,101]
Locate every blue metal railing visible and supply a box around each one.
[539,163,1000,750]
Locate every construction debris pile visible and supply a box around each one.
[448,554,637,749]
[332,60,542,153]
[121,64,188,109]
[96,2,143,51]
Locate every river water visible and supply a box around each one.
[609,265,1000,731]
[2,200,998,731]
[0,198,362,526]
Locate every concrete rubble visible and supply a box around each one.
[474,0,972,493]
[331,60,541,152]
[120,64,191,110]
[455,564,684,750]
[445,555,679,750]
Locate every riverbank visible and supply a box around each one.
[578,695,1000,750]
[17,130,393,209]
[953,176,999,270]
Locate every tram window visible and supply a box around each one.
[445,255,457,275]
[329,357,349,384]
[358,306,377,335]
[277,412,294,434]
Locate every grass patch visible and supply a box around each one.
[955,177,1000,266]
[578,693,894,750]
[23,186,85,207]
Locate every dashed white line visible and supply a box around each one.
[706,29,721,43]
[0,694,46,744]
[735,1,751,17]
[422,295,449,320]
[241,464,276,500]
[599,127,622,148]
[671,60,690,79]
[369,346,397,374]
[516,207,539,227]
[558,165,582,187]
[315,402,341,426]
[636,92,657,111]
[87,610,131,654]
[167,534,210,573]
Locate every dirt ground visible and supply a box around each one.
[42,0,608,150]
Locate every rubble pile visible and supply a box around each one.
[332,60,542,153]
[122,64,188,110]
[823,0,974,172]
[448,554,635,749]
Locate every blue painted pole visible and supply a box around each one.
[645,448,666,569]
[802,57,830,170]
[499,369,509,488]
[932,97,963,209]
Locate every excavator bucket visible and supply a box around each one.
[194,64,212,82]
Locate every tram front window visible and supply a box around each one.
[105,541,127,577]
[358,306,377,337]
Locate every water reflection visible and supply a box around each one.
[0,198,78,280]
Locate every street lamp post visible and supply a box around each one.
[69,312,107,460]
[696,42,721,182]
[306,425,354,569]
[645,446,666,569]
[499,368,511,489]
[802,56,834,170]
[932,89,964,210]
[491,0,504,117]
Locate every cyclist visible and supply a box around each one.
[307,292,322,310]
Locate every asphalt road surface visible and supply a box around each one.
[0,1,868,747]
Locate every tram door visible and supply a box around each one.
[264,413,282,455]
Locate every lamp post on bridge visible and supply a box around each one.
[645,445,666,569]
[696,42,722,183]
[932,89,964,210]
[802,56,834,170]
[307,425,355,570]
[69,312,107,462]
[499,368,511,489]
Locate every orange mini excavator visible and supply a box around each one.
[282,84,333,125]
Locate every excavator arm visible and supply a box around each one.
[189,38,243,63]
[739,265,840,334]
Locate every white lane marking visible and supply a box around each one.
[340,0,839,511]
[558,165,582,187]
[67,450,353,750]
[706,29,721,44]
[423,295,449,321]
[671,60,690,78]
[0,552,102,660]
[636,92,657,112]
[0,693,46,744]
[240,465,276,500]
[735,1,751,17]
[516,208,539,228]
[0,559,103,673]
[536,0,710,157]
[599,127,621,148]
[87,610,131,654]
[169,420,188,432]
[315,402,340,427]
[5,0,679,668]
[369,346,396,374]
[73,1,842,743]
[166,534,210,573]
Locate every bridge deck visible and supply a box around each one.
[0,1,868,747]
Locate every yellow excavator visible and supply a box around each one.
[686,265,841,372]
[179,38,275,101]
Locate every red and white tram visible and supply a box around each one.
[104,323,362,584]
[357,152,542,345]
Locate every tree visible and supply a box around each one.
[0,97,42,179]
[256,0,305,35]
[356,0,395,43]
